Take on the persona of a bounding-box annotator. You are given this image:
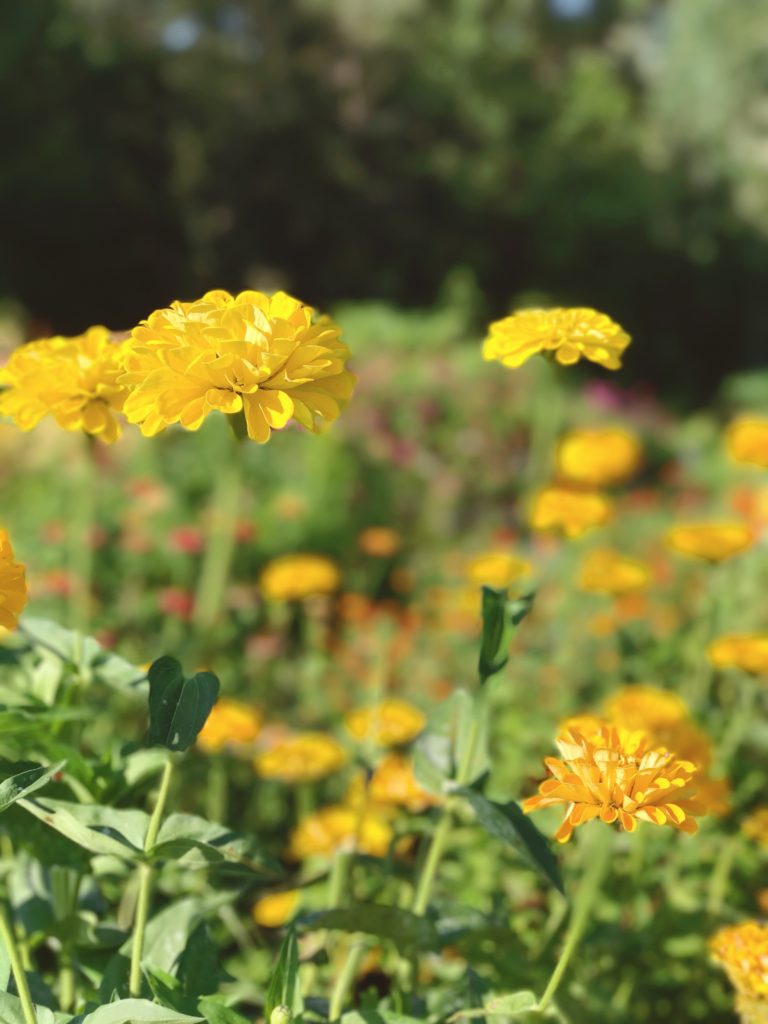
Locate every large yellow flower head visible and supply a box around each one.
[556,427,642,487]
[0,327,128,443]
[196,698,262,755]
[121,290,355,443]
[709,634,768,676]
[523,721,705,843]
[711,921,768,1023]
[665,523,754,563]
[726,415,768,469]
[482,307,630,371]
[579,548,651,596]
[344,699,426,747]
[259,553,340,602]
[287,805,392,860]
[0,529,27,630]
[254,732,347,784]
[530,486,613,538]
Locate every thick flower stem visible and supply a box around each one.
[192,430,244,637]
[68,434,96,644]
[537,826,613,1014]
[329,941,366,1022]
[129,757,174,997]
[0,902,37,1024]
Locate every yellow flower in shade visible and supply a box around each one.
[196,698,262,754]
[726,416,768,469]
[579,548,650,596]
[254,733,347,784]
[523,722,705,843]
[121,290,355,443]
[0,530,27,630]
[556,427,642,487]
[344,699,426,747]
[665,523,754,563]
[259,553,340,602]
[251,889,300,928]
[530,487,613,538]
[367,754,439,814]
[711,921,768,1023]
[358,527,402,558]
[709,635,768,676]
[0,327,128,443]
[742,808,768,847]
[465,552,532,588]
[482,307,630,371]
[287,805,392,860]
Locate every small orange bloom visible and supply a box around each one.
[709,634,768,676]
[726,415,768,469]
[665,523,754,563]
[530,487,613,539]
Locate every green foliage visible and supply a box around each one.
[146,658,219,753]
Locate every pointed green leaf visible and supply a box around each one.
[0,761,65,814]
[18,796,148,859]
[147,657,219,752]
[79,999,203,1024]
[478,590,534,684]
[300,904,439,952]
[448,992,540,1020]
[264,930,302,1022]
[153,814,282,874]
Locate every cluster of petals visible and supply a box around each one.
[708,634,768,676]
[0,529,27,630]
[579,548,651,596]
[523,721,705,843]
[259,553,340,601]
[254,732,347,784]
[344,699,426,747]
[0,326,128,443]
[287,804,392,860]
[196,698,263,754]
[726,415,768,469]
[665,522,754,563]
[710,921,768,1021]
[557,427,642,487]
[120,289,355,443]
[482,307,630,371]
[530,486,613,538]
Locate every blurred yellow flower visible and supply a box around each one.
[482,307,630,371]
[251,889,300,928]
[726,415,768,469]
[0,327,128,443]
[121,290,355,442]
[254,732,347,783]
[344,699,426,747]
[358,527,402,558]
[196,698,262,754]
[602,684,687,728]
[557,427,642,487]
[523,721,705,843]
[465,552,532,588]
[709,634,768,676]
[530,487,613,538]
[665,523,754,563]
[368,754,439,813]
[579,548,650,596]
[0,529,27,630]
[742,808,768,847]
[260,553,340,601]
[711,921,768,1023]
[287,805,392,860]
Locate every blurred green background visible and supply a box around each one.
[2,0,767,403]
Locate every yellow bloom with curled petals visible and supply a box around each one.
[726,415,768,469]
[709,634,768,676]
[287,805,392,860]
[482,307,630,371]
[259,553,340,602]
[251,889,300,928]
[465,552,532,589]
[344,699,426,747]
[665,523,754,563]
[254,732,347,784]
[0,529,27,630]
[530,486,613,538]
[196,698,262,754]
[523,722,706,843]
[0,327,128,443]
[711,921,768,1023]
[557,427,642,487]
[120,290,355,443]
[579,548,650,596]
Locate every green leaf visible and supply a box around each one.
[19,618,146,692]
[455,788,564,894]
[152,814,282,874]
[0,761,65,813]
[264,930,302,1022]
[78,999,203,1024]
[197,1000,251,1024]
[448,992,540,1020]
[146,658,219,752]
[301,904,438,953]
[18,796,149,859]
[0,992,58,1024]
[341,1013,425,1024]
[477,590,534,684]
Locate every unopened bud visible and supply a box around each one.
[270,1006,293,1024]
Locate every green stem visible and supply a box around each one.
[537,826,613,1014]
[192,431,244,636]
[0,902,37,1024]
[129,756,174,997]
[206,757,229,825]
[707,834,739,916]
[329,941,366,1022]
[59,956,75,1013]
[717,673,758,767]
[68,435,96,639]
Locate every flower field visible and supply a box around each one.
[1,292,767,1024]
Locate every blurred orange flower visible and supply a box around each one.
[197,698,262,754]
[708,634,768,676]
[255,733,347,783]
[530,487,613,538]
[579,548,650,596]
[665,523,754,563]
[344,699,426,747]
[288,805,392,860]
[557,427,642,487]
[260,553,340,601]
[726,415,768,469]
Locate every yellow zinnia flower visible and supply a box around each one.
[121,289,355,442]
[0,327,128,443]
[287,805,392,860]
[254,733,347,783]
[0,529,27,630]
[579,548,650,596]
[742,808,768,848]
[344,699,426,747]
[482,307,630,371]
[711,921,768,1023]
[708,634,768,676]
[367,753,439,813]
[556,427,642,487]
[465,552,532,588]
[726,415,768,469]
[530,486,613,538]
[259,553,340,602]
[196,698,262,754]
[251,889,300,928]
[665,523,754,563]
[523,721,705,843]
